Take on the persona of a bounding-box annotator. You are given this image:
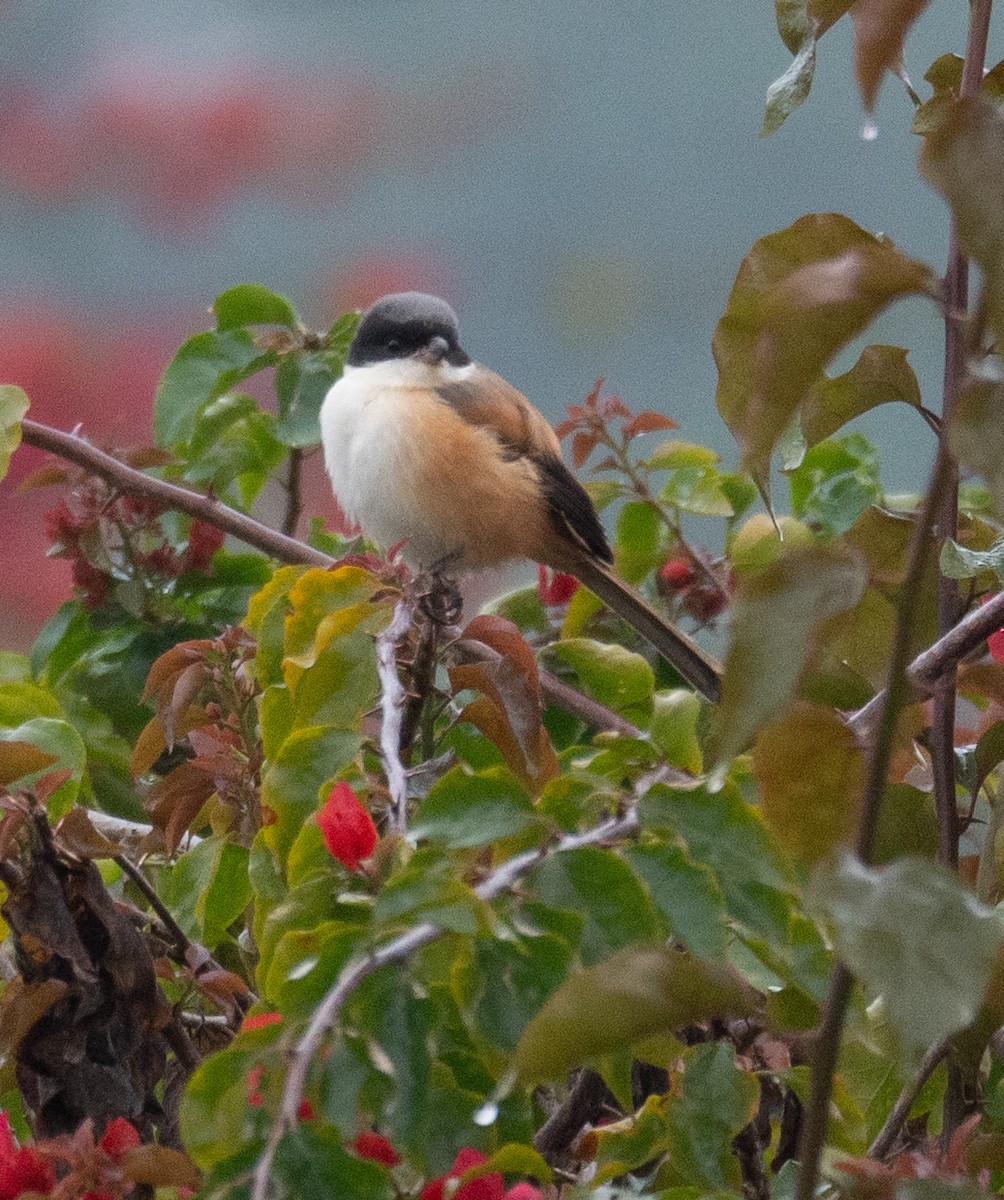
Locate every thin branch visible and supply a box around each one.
[115,852,192,959]
[249,808,641,1200]
[20,419,333,568]
[868,1037,951,1159]
[376,596,416,835]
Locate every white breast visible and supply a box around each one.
[319,359,473,564]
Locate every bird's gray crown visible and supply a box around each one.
[347,291,469,367]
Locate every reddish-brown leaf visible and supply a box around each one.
[571,431,600,467]
[851,0,932,111]
[55,807,122,860]
[622,410,678,438]
[16,464,69,491]
[147,761,215,853]
[124,446,175,469]
[120,1143,203,1190]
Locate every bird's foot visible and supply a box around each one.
[418,572,464,626]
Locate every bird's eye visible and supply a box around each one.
[385,337,401,353]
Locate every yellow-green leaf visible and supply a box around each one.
[713,214,933,490]
[708,544,868,774]
[0,385,29,482]
[514,943,761,1083]
[922,94,1004,347]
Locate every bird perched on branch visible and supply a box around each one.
[319,292,722,703]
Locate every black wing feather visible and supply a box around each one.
[534,454,613,564]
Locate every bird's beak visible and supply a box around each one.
[416,335,450,365]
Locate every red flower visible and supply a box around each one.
[185,520,225,572]
[537,564,578,607]
[504,1186,542,1200]
[298,1100,317,1122]
[989,627,1004,663]
[421,1149,503,1200]
[318,783,377,871]
[240,1011,283,1032]
[353,1131,401,1166]
[0,1111,55,1200]
[98,1117,140,1160]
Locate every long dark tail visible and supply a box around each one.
[568,554,723,704]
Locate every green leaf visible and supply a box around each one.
[548,638,655,725]
[940,536,1004,584]
[762,32,817,137]
[154,329,276,448]
[655,1042,760,1191]
[260,726,363,861]
[459,931,574,1053]
[275,353,341,448]
[0,717,86,815]
[639,783,793,945]
[708,544,868,773]
[787,434,883,536]
[614,501,663,584]
[374,846,484,933]
[625,841,728,960]
[661,466,734,518]
[713,213,933,489]
[411,766,539,848]
[181,1040,266,1168]
[272,1124,393,1200]
[0,385,28,482]
[921,95,1004,346]
[814,854,1002,1061]
[754,701,864,865]
[213,282,298,331]
[514,943,760,1083]
[789,345,922,469]
[648,688,702,774]
[533,847,660,964]
[774,0,852,54]
[159,836,252,949]
[642,440,719,471]
[263,922,361,1016]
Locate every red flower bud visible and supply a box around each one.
[318,783,377,871]
[99,1117,140,1159]
[657,557,696,591]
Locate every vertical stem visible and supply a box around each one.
[282,448,303,538]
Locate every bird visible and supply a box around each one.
[319,292,722,703]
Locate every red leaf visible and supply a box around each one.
[318,783,377,871]
[585,379,604,408]
[622,410,678,438]
[571,431,600,468]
